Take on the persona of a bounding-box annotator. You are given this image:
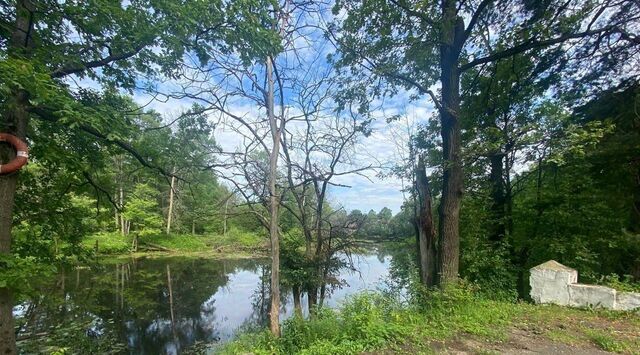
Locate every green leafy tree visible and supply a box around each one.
[1,1,280,349]
[332,0,639,285]
[123,184,163,250]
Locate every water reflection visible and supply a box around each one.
[15,248,393,354]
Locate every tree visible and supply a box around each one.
[332,0,639,285]
[415,155,437,286]
[0,1,279,351]
[123,184,163,251]
[280,80,370,311]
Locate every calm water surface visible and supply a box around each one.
[14,248,394,354]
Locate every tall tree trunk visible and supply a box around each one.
[416,156,437,287]
[114,192,120,230]
[307,287,317,313]
[119,185,126,235]
[166,168,176,234]
[292,285,302,317]
[631,163,640,234]
[436,1,464,285]
[309,185,327,315]
[223,198,229,237]
[266,56,281,336]
[1,2,34,353]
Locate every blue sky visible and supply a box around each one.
[133,87,435,215]
[122,6,440,216]
[70,44,437,217]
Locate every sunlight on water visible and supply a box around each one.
[14,248,394,354]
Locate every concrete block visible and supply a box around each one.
[568,284,616,309]
[530,260,578,306]
[614,292,640,311]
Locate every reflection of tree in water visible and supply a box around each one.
[16,257,265,354]
[384,242,418,292]
[16,251,395,353]
[120,257,263,353]
[241,265,270,332]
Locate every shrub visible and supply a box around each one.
[597,273,640,292]
[139,233,209,252]
[82,232,130,254]
[220,292,412,355]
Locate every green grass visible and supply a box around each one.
[584,329,633,353]
[208,228,266,250]
[139,233,210,252]
[83,229,267,256]
[218,285,640,355]
[82,232,130,254]
[219,286,525,355]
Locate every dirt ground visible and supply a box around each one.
[373,306,640,354]
[445,312,638,354]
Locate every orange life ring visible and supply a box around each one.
[0,133,29,175]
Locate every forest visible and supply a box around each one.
[0,0,639,354]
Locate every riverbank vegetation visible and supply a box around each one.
[1,0,639,354]
[222,284,640,354]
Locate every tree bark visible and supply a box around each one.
[223,198,229,237]
[166,172,176,234]
[631,163,640,234]
[1,3,34,353]
[119,185,126,235]
[307,287,317,313]
[436,1,464,285]
[415,156,437,287]
[266,56,281,336]
[292,285,302,317]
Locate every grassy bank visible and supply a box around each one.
[81,230,268,257]
[220,287,640,355]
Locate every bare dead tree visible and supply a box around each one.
[149,0,334,335]
[279,67,373,311]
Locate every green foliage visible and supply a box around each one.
[459,197,518,301]
[0,255,56,292]
[210,228,266,250]
[357,207,405,240]
[221,292,411,354]
[597,274,640,293]
[123,183,163,238]
[222,284,527,354]
[223,280,640,355]
[83,232,131,255]
[139,233,209,252]
[12,164,102,262]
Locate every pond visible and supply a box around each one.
[14,247,397,354]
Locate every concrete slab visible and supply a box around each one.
[568,283,616,309]
[614,292,640,311]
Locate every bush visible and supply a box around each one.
[220,292,413,355]
[82,232,130,254]
[210,228,265,250]
[139,233,209,252]
[597,273,640,292]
